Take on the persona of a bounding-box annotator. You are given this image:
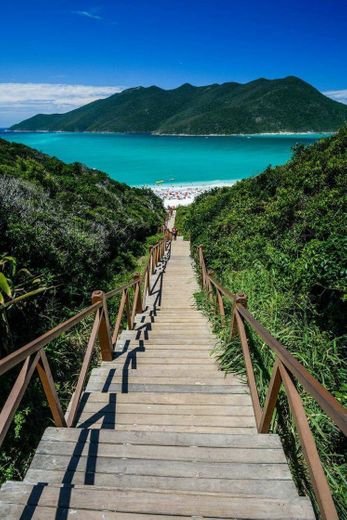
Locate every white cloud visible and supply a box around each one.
[0,83,123,127]
[323,89,347,105]
[72,10,102,20]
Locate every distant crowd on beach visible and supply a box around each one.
[152,184,212,207]
[151,182,236,208]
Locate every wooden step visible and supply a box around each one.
[35,439,285,463]
[6,474,299,500]
[28,453,290,480]
[85,382,250,394]
[121,332,216,339]
[78,392,253,406]
[87,375,242,386]
[115,342,215,349]
[41,427,282,447]
[0,483,315,519]
[103,357,215,366]
[90,366,227,377]
[76,402,254,417]
[75,412,256,428]
[112,349,216,358]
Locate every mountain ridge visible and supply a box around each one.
[11,76,347,134]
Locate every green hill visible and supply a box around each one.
[176,128,347,516]
[11,77,347,134]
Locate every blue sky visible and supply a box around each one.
[1,0,346,126]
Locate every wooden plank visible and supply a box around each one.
[105,359,215,366]
[29,454,291,480]
[77,424,257,434]
[113,349,214,357]
[88,368,241,381]
[0,484,315,519]
[135,315,204,321]
[143,333,216,338]
[23,470,297,498]
[75,412,256,427]
[90,366,228,377]
[35,440,287,463]
[0,504,205,520]
[116,343,214,350]
[42,427,283,448]
[120,335,216,342]
[87,376,242,386]
[78,392,253,406]
[135,322,210,327]
[85,383,250,394]
[76,402,255,417]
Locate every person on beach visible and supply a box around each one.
[172,226,177,240]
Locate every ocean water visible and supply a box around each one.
[0,131,329,186]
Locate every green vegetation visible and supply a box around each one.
[176,128,347,517]
[0,138,164,483]
[12,76,347,134]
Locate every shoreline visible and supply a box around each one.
[3,129,334,137]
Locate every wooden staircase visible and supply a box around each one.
[0,237,315,519]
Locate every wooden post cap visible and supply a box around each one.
[92,290,104,302]
[236,292,248,307]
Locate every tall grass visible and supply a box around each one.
[194,263,346,519]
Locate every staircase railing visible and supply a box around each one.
[0,236,171,444]
[197,244,346,520]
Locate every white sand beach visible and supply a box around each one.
[150,181,237,207]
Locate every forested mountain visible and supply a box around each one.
[176,128,347,516]
[11,76,347,134]
[0,138,164,481]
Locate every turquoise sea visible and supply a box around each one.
[0,132,330,186]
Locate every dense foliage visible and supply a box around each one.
[0,138,164,482]
[12,77,347,134]
[176,128,347,517]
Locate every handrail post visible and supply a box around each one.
[234,308,262,426]
[258,358,282,433]
[150,246,155,274]
[155,244,159,267]
[216,289,226,325]
[230,292,247,337]
[135,273,143,313]
[279,361,339,520]
[125,289,132,329]
[36,350,67,427]
[146,261,151,296]
[92,290,113,361]
[198,245,205,287]
[112,288,127,345]
[207,270,214,301]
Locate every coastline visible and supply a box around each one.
[151,131,334,137]
[4,129,334,137]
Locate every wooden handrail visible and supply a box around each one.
[0,301,102,376]
[236,304,347,435]
[65,310,102,427]
[104,279,137,300]
[197,245,346,520]
[0,233,171,448]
